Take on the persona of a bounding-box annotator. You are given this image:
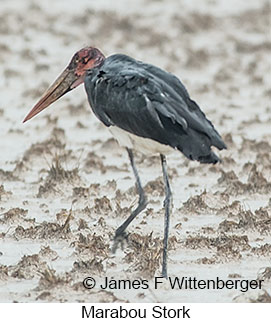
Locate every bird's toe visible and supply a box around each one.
[111,230,129,253]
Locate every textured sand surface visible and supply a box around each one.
[0,0,270,302]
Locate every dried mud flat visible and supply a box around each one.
[0,0,270,303]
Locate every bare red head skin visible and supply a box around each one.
[23,47,105,122]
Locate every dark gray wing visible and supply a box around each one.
[84,54,226,163]
[141,61,226,150]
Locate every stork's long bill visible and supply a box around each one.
[23,47,105,123]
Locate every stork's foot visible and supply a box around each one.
[112,230,129,253]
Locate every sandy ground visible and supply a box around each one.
[0,0,270,303]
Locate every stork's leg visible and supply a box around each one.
[112,148,147,251]
[160,154,172,278]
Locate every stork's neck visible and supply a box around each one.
[94,48,106,68]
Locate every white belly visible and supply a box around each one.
[109,126,174,155]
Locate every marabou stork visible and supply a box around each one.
[23,47,226,278]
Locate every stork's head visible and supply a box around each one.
[23,47,105,122]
